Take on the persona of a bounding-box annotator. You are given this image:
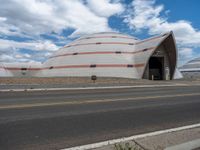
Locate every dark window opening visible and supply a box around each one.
[96,42,101,44]
[115,51,121,54]
[143,48,148,52]
[127,64,133,68]
[90,64,96,68]
[73,53,78,55]
[21,68,27,71]
[49,66,54,69]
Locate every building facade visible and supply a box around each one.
[0,32,181,80]
[179,57,200,79]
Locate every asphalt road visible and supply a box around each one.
[0,85,200,150]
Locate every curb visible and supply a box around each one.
[0,83,188,92]
[62,123,200,150]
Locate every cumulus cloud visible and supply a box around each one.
[87,0,124,17]
[124,0,200,65]
[0,39,59,62]
[0,0,124,63]
[179,47,194,64]
[2,0,199,66]
[0,39,59,52]
[0,54,15,62]
[0,0,124,37]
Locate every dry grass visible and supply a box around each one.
[0,77,199,85]
[0,77,154,85]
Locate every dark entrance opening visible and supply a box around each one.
[149,57,164,80]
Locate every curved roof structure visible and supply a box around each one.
[179,57,200,78]
[1,32,180,80]
[179,57,200,72]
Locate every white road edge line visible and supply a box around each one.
[0,83,188,92]
[62,123,200,150]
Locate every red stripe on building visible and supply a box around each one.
[63,42,135,48]
[48,65,90,69]
[5,63,145,71]
[46,63,145,69]
[63,34,166,48]
[50,47,155,59]
[77,36,135,41]
[4,67,42,71]
[96,64,127,67]
[51,51,115,59]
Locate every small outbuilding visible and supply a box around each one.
[179,57,200,79]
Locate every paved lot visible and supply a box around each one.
[0,85,200,150]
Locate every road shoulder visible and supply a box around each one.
[64,124,200,150]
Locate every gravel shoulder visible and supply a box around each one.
[1,77,200,90]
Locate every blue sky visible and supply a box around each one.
[0,0,200,66]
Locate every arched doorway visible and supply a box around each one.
[149,57,164,80]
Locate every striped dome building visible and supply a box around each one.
[1,32,180,80]
[179,57,200,78]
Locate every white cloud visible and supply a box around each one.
[15,53,31,59]
[179,47,193,59]
[0,51,52,63]
[0,17,6,22]
[0,39,59,62]
[0,0,125,63]
[124,0,200,65]
[178,47,195,66]
[0,0,124,38]
[87,0,124,17]
[0,39,59,52]
[124,0,164,31]
[0,54,15,62]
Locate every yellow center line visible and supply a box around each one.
[0,93,200,110]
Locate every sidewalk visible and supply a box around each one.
[0,83,189,92]
[94,126,200,150]
[64,124,200,150]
